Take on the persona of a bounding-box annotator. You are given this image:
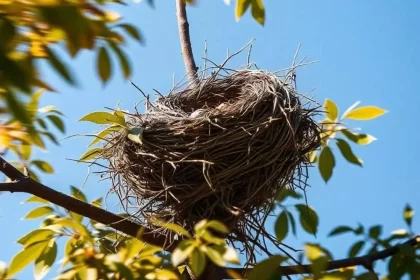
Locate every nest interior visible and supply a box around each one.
[103,68,321,262]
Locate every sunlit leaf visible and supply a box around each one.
[295,204,318,236]
[146,269,178,280]
[79,148,103,161]
[336,139,363,166]
[403,204,414,227]
[274,211,288,242]
[127,127,144,144]
[189,249,206,277]
[206,220,229,234]
[341,130,377,145]
[172,240,195,267]
[201,245,226,266]
[34,239,57,280]
[79,111,125,126]
[97,46,112,83]
[24,206,54,220]
[235,0,252,21]
[318,146,335,183]
[305,243,329,276]
[31,160,54,174]
[70,186,87,203]
[324,99,339,121]
[7,241,49,277]
[248,255,288,280]
[23,195,49,204]
[344,106,387,120]
[251,0,265,25]
[17,229,54,247]
[149,217,191,238]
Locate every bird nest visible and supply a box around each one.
[100,66,321,263]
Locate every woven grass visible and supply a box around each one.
[101,63,321,263]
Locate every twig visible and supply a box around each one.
[220,235,420,277]
[0,156,175,251]
[175,0,198,86]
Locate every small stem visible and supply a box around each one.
[175,0,198,86]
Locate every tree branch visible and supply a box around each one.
[176,0,198,86]
[0,156,175,251]
[219,235,420,278]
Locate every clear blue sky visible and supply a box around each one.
[1,0,420,278]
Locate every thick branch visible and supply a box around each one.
[219,235,420,278]
[176,0,198,85]
[0,156,174,251]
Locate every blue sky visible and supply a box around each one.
[1,0,420,278]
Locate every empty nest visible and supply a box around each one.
[101,66,321,263]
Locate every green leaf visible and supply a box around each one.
[149,217,192,238]
[318,146,335,183]
[172,240,195,267]
[323,99,339,121]
[201,245,226,267]
[34,239,57,280]
[189,249,206,277]
[7,241,49,277]
[109,43,131,78]
[328,226,354,237]
[79,148,103,161]
[336,139,363,166]
[248,255,288,280]
[286,211,296,236]
[70,186,87,203]
[46,115,65,133]
[17,229,54,247]
[31,160,54,174]
[206,220,229,234]
[20,145,32,160]
[348,240,365,257]
[341,130,377,145]
[276,188,302,203]
[91,197,103,208]
[368,225,382,239]
[97,46,112,83]
[24,195,49,204]
[24,206,54,220]
[305,244,329,277]
[27,89,45,120]
[45,47,75,85]
[127,127,144,145]
[6,90,32,130]
[403,204,414,227]
[235,0,252,21]
[79,111,125,126]
[295,204,318,236]
[274,211,288,242]
[251,0,265,25]
[344,106,387,120]
[117,24,142,42]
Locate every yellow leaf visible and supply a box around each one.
[235,0,252,21]
[344,106,387,120]
[104,11,121,23]
[323,99,339,121]
[251,0,265,25]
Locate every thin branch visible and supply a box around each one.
[0,156,175,251]
[175,0,198,86]
[220,235,420,277]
